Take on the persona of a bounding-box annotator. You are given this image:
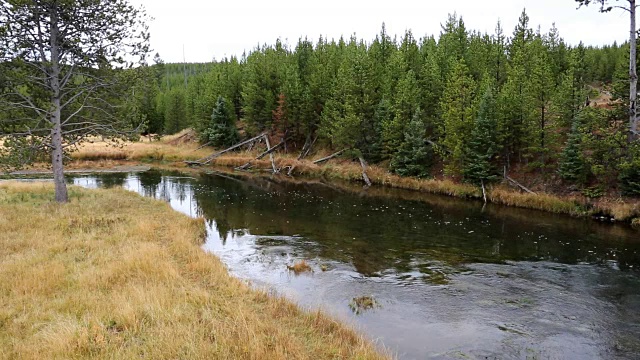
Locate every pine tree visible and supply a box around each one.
[529,34,555,159]
[463,86,499,185]
[201,96,239,147]
[440,59,476,176]
[164,89,186,134]
[390,108,433,177]
[558,117,587,184]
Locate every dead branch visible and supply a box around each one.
[185,132,266,166]
[313,148,347,164]
[236,140,284,171]
[298,135,318,160]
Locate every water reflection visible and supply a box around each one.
[70,170,640,359]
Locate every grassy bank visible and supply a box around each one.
[0,182,386,359]
[63,135,640,227]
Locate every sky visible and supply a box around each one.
[129,0,630,63]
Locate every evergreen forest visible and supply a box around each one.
[92,11,640,195]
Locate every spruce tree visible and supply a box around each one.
[558,117,587,184]
[390,108,433,177]
[164,89,186,135]
[463,86,499,185]
[440,59,476,176]
[202,96,239,148]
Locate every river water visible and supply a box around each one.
[69,169,640,359]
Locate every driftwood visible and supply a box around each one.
[359,157,372,187]
[313,149,346,164]
[186,133,266,166]
[287,165,296,176]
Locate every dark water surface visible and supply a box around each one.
[70,170,640,359]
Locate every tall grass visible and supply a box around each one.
[0,182,387,359]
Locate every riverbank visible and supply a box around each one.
[13,132,640,227]
[0,182,387,359]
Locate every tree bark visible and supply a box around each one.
[630,0,638,142]
[49,5,68,203]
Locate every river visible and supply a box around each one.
[69,169,640,359]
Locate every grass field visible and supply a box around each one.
[0,182,387,359]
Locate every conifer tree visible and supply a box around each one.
[440,60,476,176]
[558,117,587,184]
[390,108,433,177]
[202,96,239,147]
[463,86,499,185]
[164,89,186,134]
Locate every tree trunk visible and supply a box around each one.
[630,0,638,142]
[49,4,68,203]
[51,115,68,203]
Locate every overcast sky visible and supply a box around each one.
[129,0,629,63]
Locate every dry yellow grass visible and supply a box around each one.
[604,202,640,221]
[488,186,589,216]
[0,182,387,360]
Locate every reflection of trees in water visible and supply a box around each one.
[96,172,128,188]
[163,171,640,276]
[138,170,163,198]
[136,170,194,204]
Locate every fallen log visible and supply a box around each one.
[185,133,266,166]
[236,140,284,171]
[263,135,278,173]
[313,149,347,165]
[505,175,536,194]
[359,157,372,187]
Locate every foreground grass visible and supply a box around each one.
[0,182,387,359]
[51,131,640,226]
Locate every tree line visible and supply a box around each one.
[2,5,638,198]
[135,11,637,194]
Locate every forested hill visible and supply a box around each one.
[134,10,639,196]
